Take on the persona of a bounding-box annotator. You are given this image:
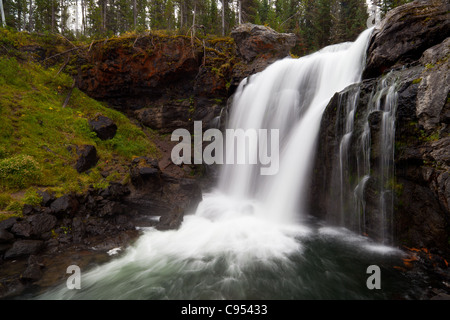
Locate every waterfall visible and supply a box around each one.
[370,73,399,243]
[219,28,374,224]
[33,28,413,301]
[331,71,399,244]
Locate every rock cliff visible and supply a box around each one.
[76,26,297,133]
[310,0,450,254]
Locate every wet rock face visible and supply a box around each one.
[363,0,450,80]
[126,156,202,228]
[311,0,450,253]
[416,38,450,132]
[134,99,193,134]
[230,23,297,90]
[4,240,44,259]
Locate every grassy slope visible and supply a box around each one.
[0,30,160,219]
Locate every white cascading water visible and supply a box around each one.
[34,27,410,300]
[335,74,399,243]
[220,28,374,223]
[369,72,399,243]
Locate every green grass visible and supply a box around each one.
[0,54,159,216]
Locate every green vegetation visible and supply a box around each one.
[0,50,159,217]
[0,1,416,219]
[23,188,44,206]
[1,1,413,57]
[0,154,42,189]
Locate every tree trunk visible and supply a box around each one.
[222,0,225,35]
[179,1,183,29]
[74,0,78,33]
[0,0,6,28]
[104,0,107,32]
[238,0,242,24]
[192,1,197,34]
[51,0,55,32]
[133,0,137,29]
[60,0,65,33]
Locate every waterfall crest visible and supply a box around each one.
[33,27,412,301]
[218,28,374,224]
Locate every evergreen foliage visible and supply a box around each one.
[0,0,413,54]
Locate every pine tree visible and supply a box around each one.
[375,0,412,16]
[241,0,258,24]
[33,0,61,32]
[3,0,28,29]
[313,0,332,48]
[332,0,368,43]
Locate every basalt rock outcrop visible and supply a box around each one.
[363,0,450,80]
[78,35,203,111]
[77,26,297,133]
[310,0,450,254]
[0,156,203,298]
[230,23,296,90]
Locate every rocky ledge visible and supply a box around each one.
[0,156,202,299]
[309,0,450,297]
[76,24,297,133]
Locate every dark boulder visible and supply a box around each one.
[98,201,125,217]
[22,204,35,216]
[88,114,118,140]
[4,240,44,259]
[363,0,450,79]
[28,213,57,238]
[21,255,44,282]
[130,157,163,192]
[230,23,297,90]
[37,190,56,206]
[98,182,130,200]
[75,144,99,173]
[231,23,296,63]
[416,37,450,132]
[0,217,18,230]
[0,229,14,243]
[156,208,184,231]
[50,194,79,215]
[11,220,32,238]
[0,278,25,299]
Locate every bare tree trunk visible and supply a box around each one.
[29,0,33,31]
[222,0,225,35]
[17,1,22,30]
[238,0,241,25]
[75,0,78,33]
[60,0,65,33]
[0,0,5,28]
[103,0,107,32]
[182,1,188,30]
[192,1,196,34]
[133,0,137,29]
[51,0,55,32]
[81,0,86,35]
[179,1,183,29]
